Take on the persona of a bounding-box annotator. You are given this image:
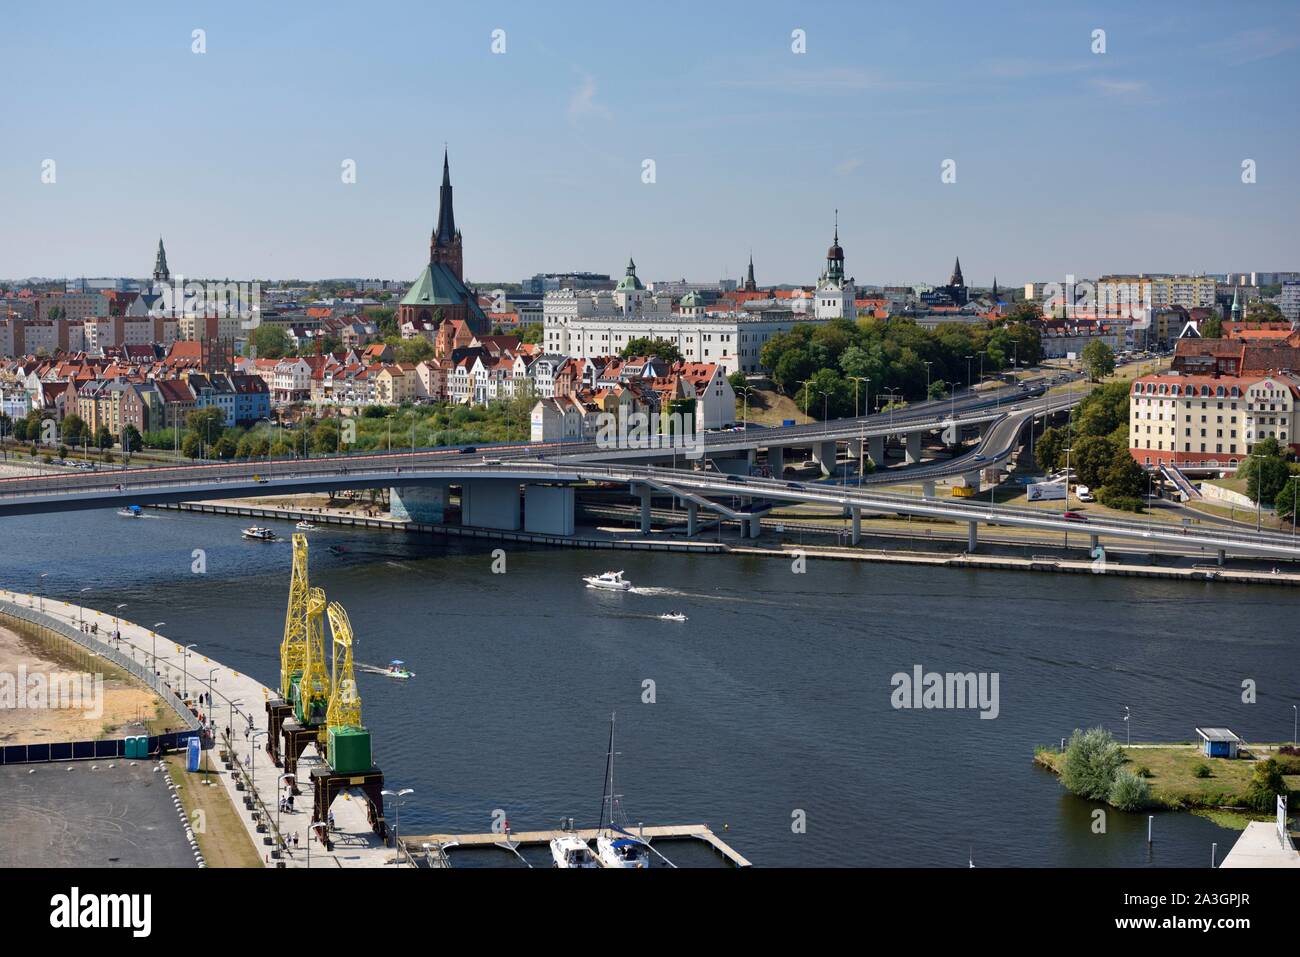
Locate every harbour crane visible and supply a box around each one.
[279,533,312,704]
[295,586,331,729]
[323,600,371,773]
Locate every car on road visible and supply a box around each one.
[727,475,746,483]
[1062,510,1087,522]
[786,482,802,490]
[458,446,478,454]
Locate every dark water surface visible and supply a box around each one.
[4,507,1294,867]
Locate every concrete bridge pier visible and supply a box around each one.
[967,521,978,553]
[633,483,652,534]
[904,431,922,465]
[460,479,521,531]
[686,501,699,537]
[390,484,447,523]
[851,507,861,545]
[767,446,785,478]
[869,435,885,467]
[748,513,762,538]
[523,485,574,536]
[921,479,936,499]
[1090,533,1099,552]
[1218,549,1226,566]
[812,440,837,475]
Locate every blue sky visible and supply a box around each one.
[2,1,1298,287]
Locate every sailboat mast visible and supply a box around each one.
[597,711,615,832]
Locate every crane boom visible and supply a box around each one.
[325,600,363,732]
[279,533,311,701]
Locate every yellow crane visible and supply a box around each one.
[323,600,371,773]
[295,586,331,727]
[279,534,311,703]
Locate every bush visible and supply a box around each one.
[1061,727,1126,801]
[1246,758,1287,812]
[1099,490,1144,512]
[1193,763,1212,779]
[1108,768,1152,811]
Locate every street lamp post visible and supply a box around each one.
[381,787,415,855]
[37,572,47,611]
[227,698,243,746]
[151,623,165,675]
[181,643,196,700]
[77,587,92,628]
[1124,705,1131,747]
[250,730,267,794]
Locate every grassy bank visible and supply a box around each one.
[1035,742,1296,814]
[163,752,263,868]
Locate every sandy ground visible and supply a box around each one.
[0,621,181,745]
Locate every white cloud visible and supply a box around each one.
[567,71,610,122]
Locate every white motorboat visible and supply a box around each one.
[583,570,631,591]
[117,505,143,518]
[241,526,277,541]
[549,835,600,868]
[658,612,688,622]
[295,520,318,531]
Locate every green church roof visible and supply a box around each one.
[615,257,644,292]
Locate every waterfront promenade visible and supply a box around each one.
[0,589,399,868]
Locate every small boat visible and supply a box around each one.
[295,520,318,531]
[384,659,415,680]
[658,612,688,622]
[583,570,631,591]
[117,505,143,518]
[549,835,600,869]
[241,526,277,541]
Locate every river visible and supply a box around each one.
[4,506,1295,867]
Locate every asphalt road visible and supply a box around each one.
[0,760,196,868]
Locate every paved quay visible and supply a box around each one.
[1,589,401,868]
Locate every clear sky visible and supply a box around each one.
[2,1,1298,287]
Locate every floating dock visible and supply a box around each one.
[402,824,751,868]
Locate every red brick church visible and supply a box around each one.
[397,149,489,354]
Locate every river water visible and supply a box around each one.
[4,507,1294,867]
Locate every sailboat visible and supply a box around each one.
[592,712,659,869]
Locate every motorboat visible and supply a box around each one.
[117,505,143,518]
[583,570,631,591]
[658,612,688,622]
[549,835,600,868]
[295,520,319,531]
[595,834,649,869]
[384,659,414,680]
[241,526,277,541]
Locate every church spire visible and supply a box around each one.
[153,236,170,283]
[950,256,964,287]
[743,250,757,291]
[434,148,457,246]
[429,148,464,280]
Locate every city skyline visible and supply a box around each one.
[3,1,1299,284]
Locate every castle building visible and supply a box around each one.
[813,215,856,320]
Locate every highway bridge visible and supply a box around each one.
[0,437,1297,561]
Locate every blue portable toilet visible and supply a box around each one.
[1195,727,1242,758]
[185,735,201,771]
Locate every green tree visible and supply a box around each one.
[620,337,682,363]
[186,406,226,437]
[61,413,88,446]
[1081,339,1116,381]
[395,337,435,364]
[1071,433,1119,489]
[727,370,748,393]
[120,424,143,453]
[269,439,293,457]
[517,323,544,345]
[1061,727,1125,801]
[1246,301,1286,324]
[93,425,113,450]
[181,431,202,459]
[1036,425,1068,473]
[1102,451,1147,500]
[211,435,237,459]
[1272,475,1300,525]
[1240,438,1291,506]
[1246,758,1287,812]
[251,324,291,359]
[1200,314,1223,338]
[1072,381,1130,438]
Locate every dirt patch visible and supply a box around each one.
[0,619,184,745]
